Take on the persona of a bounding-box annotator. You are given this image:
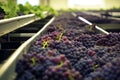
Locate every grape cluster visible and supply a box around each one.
[84,58,120,80]
[43,66,82,80]
[15,12,120,80]
[96,33,120,46]
[15,52,82,80]
[74,59,94,77]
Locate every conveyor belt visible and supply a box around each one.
[0,16,53,64]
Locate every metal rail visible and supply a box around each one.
[83,11,120,21]
[71,12,109,34]
[0,11,48,37]
[0,14,39,37]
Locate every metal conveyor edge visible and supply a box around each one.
[0,17,55,80]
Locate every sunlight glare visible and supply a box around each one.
[68,0,105,9]
[17,0,39,6]
[77,0,104,6]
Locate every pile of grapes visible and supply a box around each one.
[15,12,120,80]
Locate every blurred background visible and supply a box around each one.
[0,0,120,10]
[0,1,120,80]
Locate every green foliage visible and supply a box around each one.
[0,2,3,6]
[32,6,45,18]
[17,3,58,18]
[0,1,58,19]
[1,0,18,18]
[0,2,3,11]
[31,5,58,18]
[18,2,37,15]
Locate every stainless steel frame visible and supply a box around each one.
[0,14,41,37]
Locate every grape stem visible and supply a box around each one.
[68,71,75,80]
[31,57,36,66]
[58,61,64,67]
[58,24,65,32]
[42,40,49,48]
[93,64,99,70]
[57,32,63,41]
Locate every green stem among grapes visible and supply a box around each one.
[68,73,75,80]
[58,61,75,80]
[31,57,36,66]
[93,64,99,70]
[88,24,95,32]
[42,40,49,48]
[56,32,63,41]
[96,77,103,80]
[58,24,64,32]
[58,61,64,67]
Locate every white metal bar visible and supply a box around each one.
[95,26,109,34]
[0,11,48,37]
[78,16,109,34]
[0,14,37,36]
[72,12,109,34]
[0,14,35,24]
[78,16,92,25]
